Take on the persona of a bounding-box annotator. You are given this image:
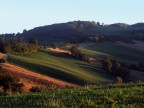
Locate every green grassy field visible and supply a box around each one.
[9,50,115,85]
[0,82,143,108]
[81,42,144,64]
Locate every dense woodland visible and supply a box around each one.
[0,21,144,44]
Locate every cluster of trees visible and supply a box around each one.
[70,45,90,62]
[102,57,131,82]
[69,34,136,44]
[0,66,24,95]
[0,37,38,55]
[70,35,105,43]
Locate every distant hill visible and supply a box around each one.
[130,23,144,28]
[1,21,144,44]
[19,21,98,44]
[9,50,115,85]
[109,23,129,28]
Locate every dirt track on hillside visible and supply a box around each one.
[47,48,71,54]
[2,63,77,89]
[48,48,98,63]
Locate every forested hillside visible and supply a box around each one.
[1,21,144,44]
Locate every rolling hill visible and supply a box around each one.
[0,21,144,107]
[1,21,144,44]
[8,50,115,85]
[80,42,144,64]
[80,42,144,81]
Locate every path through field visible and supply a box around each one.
[48,48,98,64]
[47,48,71,54]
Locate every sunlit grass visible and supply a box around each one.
[9,50,115,85]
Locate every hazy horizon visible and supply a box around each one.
[0,0,144,33]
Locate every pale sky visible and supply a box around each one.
[0,0,144,33]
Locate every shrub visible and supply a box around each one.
[102,59,112,72]
[0,66,24,93]
[11,83,24,93]
[111,60,121,73]
[114,76,123,84]
[70,46,80,57]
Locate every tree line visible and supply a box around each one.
[1,21,144,45]
[0,37,38,55]
[70,45,90,62]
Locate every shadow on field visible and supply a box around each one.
[41,50,75,60]
[9,57,86,85]
[76,63,115,82]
